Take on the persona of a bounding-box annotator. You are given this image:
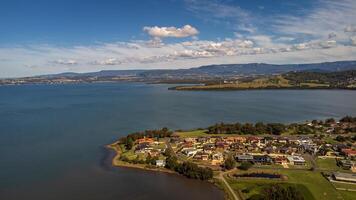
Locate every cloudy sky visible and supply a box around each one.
[1,0,356,78]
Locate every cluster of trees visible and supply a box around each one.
[249,184,304,200]
[119,154,159,165]
[119,127,172,150]
[207,122,286,135]
[223,156,236,170]
[283,70,356,88]
[335,135,356,142]
[311,116,356,126]
[165,151,213,180]
[340,116,356,123]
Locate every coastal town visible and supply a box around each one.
[108,116,356,200]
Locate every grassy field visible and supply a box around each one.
[174,129,246,137]
[174,130,209,137]
[339,191,356,200]
[226,168,346,200]
[317,158,341,171]
[173,75,333,90]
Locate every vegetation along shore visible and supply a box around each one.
[108,116,356,200]
[170,70,356,91]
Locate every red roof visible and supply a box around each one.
[342,149,356,155]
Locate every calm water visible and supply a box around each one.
[1,83,356,200]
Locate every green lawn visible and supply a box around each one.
[174,130,209,137]
[175,129,247,138]
[227,168,344,200]
[339,191,356,200]
[316,158,347,172]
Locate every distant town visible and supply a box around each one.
[108,116,356,200]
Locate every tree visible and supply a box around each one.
[258,184,304,200]
[165,156,178,170]
[340,116,355,123]
[224,156,236,170]
[125,137,134,150]
[241,123,255,135]
[239,161,253,170]
[267,123,285,135]
[325,118,335,124]
[255,122,267,135]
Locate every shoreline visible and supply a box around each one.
[169,86,356,91]
[105,142,231,199]
[105,142,176,174]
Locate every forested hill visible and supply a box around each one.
[140,60,356,78]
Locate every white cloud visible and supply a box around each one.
[1,40,356,78]
[143,25,199,38]
[52,59,77,65]
[93,58,121,65]
[345,25,356,33]
[2,0,356,77]
[351,36,356,46]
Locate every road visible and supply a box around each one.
[217,170,241,200]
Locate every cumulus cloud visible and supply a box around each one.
[143,25,199,38]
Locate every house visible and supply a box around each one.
[341,149,356,159]
[247,136,260,144]
[338,160,355,170]
[148,149,160,157]
[273,156,288,165]
[230,143,246,152]
[287,156,306,165]
[136,137,155,144]
[197,137,209,143]
[156,160,166,167]
[184,137,196,143]
[182,148,199,157]
[332,172,356,183]
[203,143,215,153]
[215,141,229,150]
[225,136,246,144]
[211,152,224,165]
[135,142,151,153]
[253,155,272,165]
[236,154,254,162]
[277,137,288,144]
[194,152,209,161]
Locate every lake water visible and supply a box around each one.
[1,83,356,200]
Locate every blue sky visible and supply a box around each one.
[1,0,356,77]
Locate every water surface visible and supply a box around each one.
[1,83,356,200]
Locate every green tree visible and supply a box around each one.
[125,137,134,150]
[224,156,236,170]
[239,161,253,170]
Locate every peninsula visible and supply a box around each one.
[170,70,356,91]
[108,116,356,200]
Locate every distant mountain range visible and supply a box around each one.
[2,60,356,85]
[41,60,356,79]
